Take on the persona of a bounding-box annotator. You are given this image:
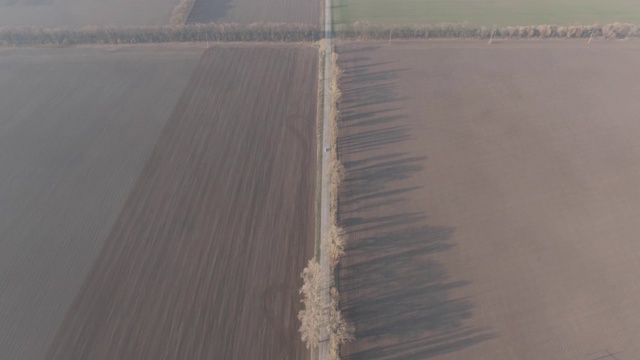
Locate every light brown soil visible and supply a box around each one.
[44,44,317,360]
[0,0,52,5]
[0,0,178,28]
[0,45,204,360]
[188,0,319,25]
[337,40,640,359]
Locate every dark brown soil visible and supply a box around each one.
[188,0,320,25]
[45,44,317,360]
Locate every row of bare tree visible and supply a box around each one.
[2,21,639,47]
[0,23,320,46]
[335,22,640,40]
[298,42,354,360]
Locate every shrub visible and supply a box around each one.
[298,260,328,350]
[329,159,345,190]
[329,287,355,360]
[328,224,346,268]
[170,0,197,26]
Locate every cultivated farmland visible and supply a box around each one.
[45,44,318,360]
[333,0,640,26]
[337,41,640,359]
[188,0,320,25]
[0,0,178,28]
[0,45,204,360]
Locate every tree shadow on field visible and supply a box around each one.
[336,45,495,359]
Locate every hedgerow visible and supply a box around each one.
[0,23,320,46]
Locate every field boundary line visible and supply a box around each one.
[298,2,333,357]
[335,22,640,40]
[0,23,320,47]
[317,0,333,357]
[2,22,638,47]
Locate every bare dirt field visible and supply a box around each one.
[334,0,640,26]
[337,40,640,359]
[188,0,319,25]
[0,0,178,28]
[44,44,317,360]
[0,45,204,360]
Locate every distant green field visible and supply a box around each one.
[333,0,640,26]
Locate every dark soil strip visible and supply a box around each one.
[187,0,232,24]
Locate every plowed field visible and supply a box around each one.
[188,0,319,25]
[333,0,640,26]
[0,45,204,360]
[0,0,178,28]
[45,44,317,360]
[337,41,640,359]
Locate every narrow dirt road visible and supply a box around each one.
[318,0,334,357]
